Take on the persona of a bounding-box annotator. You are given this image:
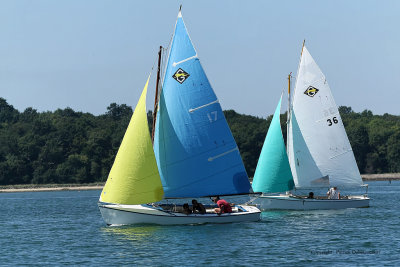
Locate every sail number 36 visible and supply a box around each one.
[327,117,339,126]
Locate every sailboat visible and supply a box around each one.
[251,43,369,210]
[98,8,261,225]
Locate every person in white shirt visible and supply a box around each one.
[327,187,340,199]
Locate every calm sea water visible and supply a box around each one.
[1,181,399,266]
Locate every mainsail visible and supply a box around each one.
[100,77,164,204]
[288,46,362,188]
[154,11,251,198]
[252,96,294,193]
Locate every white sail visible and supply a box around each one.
[288,46,362,188]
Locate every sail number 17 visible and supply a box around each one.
[207,111,218,123]
[327,117,339,126]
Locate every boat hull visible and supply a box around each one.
[98,204,261,226]
[251,195,370,211]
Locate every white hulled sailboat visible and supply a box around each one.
[251,43,369,210]
[98,8,260,225]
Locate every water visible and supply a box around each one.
[0,181,399,266]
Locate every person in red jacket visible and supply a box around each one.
[212,196,232,215]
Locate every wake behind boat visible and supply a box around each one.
[250,42,369,210]
[98,7,260,225]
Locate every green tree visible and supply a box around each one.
[0,98,19,123]
[1,97,399,185]
[387,129,400,172]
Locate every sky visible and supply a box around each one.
[0,0,399,118]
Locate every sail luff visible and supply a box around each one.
[292,41,305,105]
[100,76,164,204]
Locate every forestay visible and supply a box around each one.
[287,46,362,188]
[154,11,251,198]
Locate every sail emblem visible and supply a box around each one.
[304,86,319,97]
[172,68,190,84]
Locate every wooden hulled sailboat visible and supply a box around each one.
[98,8,260,225]
[250,43,369,210]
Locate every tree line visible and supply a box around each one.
[0,97,399,185]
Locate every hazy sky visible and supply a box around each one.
[0,0,399,117]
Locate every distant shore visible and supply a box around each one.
[0,183,104,193]
[1,174,399,193]
[361,173,400,181]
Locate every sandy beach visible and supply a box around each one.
[1,173,399,193]
[0,185,104,193]
[361,173,400,181]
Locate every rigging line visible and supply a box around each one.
[150,51,159,72]
[158,23,174,89]
[165,28,174,51]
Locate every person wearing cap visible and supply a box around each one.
[212,196,232,215]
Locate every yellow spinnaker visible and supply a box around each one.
[100,76,164,204]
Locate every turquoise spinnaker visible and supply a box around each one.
[252,96,294,193]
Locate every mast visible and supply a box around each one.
[286,73,291,151]
[152,45,163,143]
[287,73,291,104]
[287,72,291,120]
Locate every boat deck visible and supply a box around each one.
[157,204,242,214]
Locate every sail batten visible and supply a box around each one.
[173,54,198,66]
[154,13,251,198]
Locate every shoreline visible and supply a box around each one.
[1,174,399,193]
[361,173,400,181]
[0,185,104,193]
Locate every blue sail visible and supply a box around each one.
[154,11,251,198]
[252,96,294,193]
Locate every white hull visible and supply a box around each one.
[251,195,370,211]
[98,204,261,226]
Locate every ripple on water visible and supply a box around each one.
[0,182,399,266]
